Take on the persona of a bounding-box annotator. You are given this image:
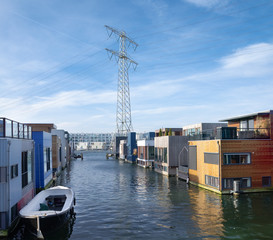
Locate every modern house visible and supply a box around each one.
[137,132,155,168]
[0,118,35,235]
[51,129,68,171]
[154,128,189,176]
[137,139,154,168]
[32,131,53,191]
[187,110,273,194]
[177,122,227,180]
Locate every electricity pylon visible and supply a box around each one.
[105,25,138,136]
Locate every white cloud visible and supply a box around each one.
[184,0,225,8]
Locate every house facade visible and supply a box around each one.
[32,131,53,191]
[0,118,35,235]
[137,139,154,168]
[154,134,189,176]
[188,110,273,194]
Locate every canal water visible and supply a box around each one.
[11,151,273,239]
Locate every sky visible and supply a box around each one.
[1,0,273,133]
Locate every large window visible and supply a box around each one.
[223,153,251,165]
[44,148,51,172]
[22,151,33,188]
[205,175,219,188]
[148,146,154,160]
[222,177,251,189]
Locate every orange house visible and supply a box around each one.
[188,110,273,194]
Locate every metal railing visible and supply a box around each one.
[0,118,32,140]
[186,127,271,140]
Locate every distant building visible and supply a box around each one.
[70,133,113,150]
[76,142,89,151]
[0,118,35,235]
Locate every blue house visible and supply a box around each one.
[32,131,53,190]
[126,132,137,163]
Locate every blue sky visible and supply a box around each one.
[1,0,273,133]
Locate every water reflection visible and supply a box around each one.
[188,187,224,238]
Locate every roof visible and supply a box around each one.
[219,110,273,122]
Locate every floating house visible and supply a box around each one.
[177,122,227,181]
[187,110,273,194]
[0,118,35,235]
[154,128,189,176]
[113,135,127,159]
[137,139,154,168]
[137,132,155,168]
[32,130,53,191]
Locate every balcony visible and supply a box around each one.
[187,127,271,140]
[0,118,32,140]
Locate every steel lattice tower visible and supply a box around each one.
[105,25,138,136]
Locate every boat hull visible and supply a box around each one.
[21,208,74,234]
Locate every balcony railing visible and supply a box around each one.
[0,118,32,140]
[186,127,271,140]
[237,128,270,139]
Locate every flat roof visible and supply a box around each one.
[219,110,273,122]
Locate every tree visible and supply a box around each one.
[168,128,172,136]
[159,128,162,136]
[165,129,168,136]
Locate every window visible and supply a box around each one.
[22,152,28,188]
[22,151,33,188]
[44,148,51,172]
[205,175,219,188]
[0,119,3,137]
[262,176,271,187]
[223,177,251,189]
[148,146,154,160]
[154,147,158,161]
[11,164,18,179]
[163,166,168,172]
[240,119,254,130]
[13,122,18,138]
[19,124,23,138]
[163,148,167,163]
[5,119,12,137]
[224,153,251,165]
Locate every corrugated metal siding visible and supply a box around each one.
[0,139,8,166]
[0,183,8,211]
